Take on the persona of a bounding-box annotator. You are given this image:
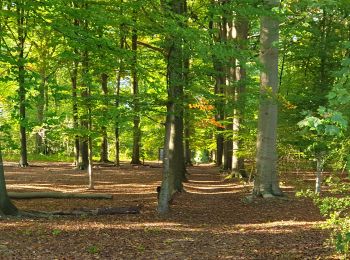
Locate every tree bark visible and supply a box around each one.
[253,0,283,197]
[114,35,125,167]
[232,15,249,177]
[17,3,28,167]
[79,48,89,171]
[214,69,225,167]
[100,73,110,163]
[71,58,80,167]
[184,109,192,166]
[158,0,187,214]
[36,77,46,154]
[0,146,18,216]
[130,28,142,165]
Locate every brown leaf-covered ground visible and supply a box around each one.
[0,162,340,259]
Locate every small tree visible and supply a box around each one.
[298,106,347,193]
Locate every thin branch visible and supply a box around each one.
[137,41,165,55]
[0,36,16,59]
[4,23,19,47]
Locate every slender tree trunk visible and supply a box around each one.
[100,73,109,163]
[115,71,121,167]
[17,4,28,167]
[183,0,192,167]
[79,48,89,170]
[0,145,18,216]
[114,36,125,167]
[130,28,142,165]
[214,71,225,167]
[253,0,283,197]
[315,154,324,193]
[232,16,249,177]
[184,110,192,166]
[71,59,80,166]
[36,76,46,154]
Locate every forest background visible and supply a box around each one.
[1,0,350,257]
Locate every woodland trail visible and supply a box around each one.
[0,163,339,259]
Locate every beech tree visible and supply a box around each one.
[0,145,18,216]
[158,0,187,214]
[253,0,283,197]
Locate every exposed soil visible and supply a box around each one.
[0,162,339,259]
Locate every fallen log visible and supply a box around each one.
[51,206,141,215]
[18,206,141,218]
[8,191,113,200]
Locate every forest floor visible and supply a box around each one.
[0,162,340,259]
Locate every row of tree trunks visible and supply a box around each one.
[211,3,249,179]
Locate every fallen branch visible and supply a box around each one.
[8,191,113,200]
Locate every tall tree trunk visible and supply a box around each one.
[211,3,227,168]
[79,50,89,170]
[71,58,80,167]
[253,0,283,197]
[114,35,125,167]
[36,76,46,154]
[17,4,28,167]
[130,28,142,165]
[183,47,192,166]
[158,0,186,214]
[115,71,121,167]
[100,73,109,163]
[184,109,192,166]
[0,145,18,216]
[232,16,249,177]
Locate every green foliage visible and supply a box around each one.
[297,107,347,158]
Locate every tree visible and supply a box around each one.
[0,144,18,216]
[232,14,249,177]
[253,0,283,197]
[130,21,142,165]
[2,1,35,167]
[158,0,187,214]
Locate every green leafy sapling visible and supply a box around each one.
[298,107,347,193]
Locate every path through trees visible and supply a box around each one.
[0,162,336,259]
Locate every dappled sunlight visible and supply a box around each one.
[0,163,337,259]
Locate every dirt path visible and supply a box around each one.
[0,163,338,259]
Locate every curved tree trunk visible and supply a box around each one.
[253,0,283,197]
